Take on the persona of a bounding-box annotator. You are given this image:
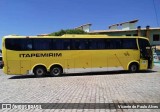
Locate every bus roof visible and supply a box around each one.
[3,34,148,40]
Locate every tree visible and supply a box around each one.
[48,29,87,36]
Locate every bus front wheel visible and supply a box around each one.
[129,63,139,73]
[33,66,46,77]
[50,66,62,77]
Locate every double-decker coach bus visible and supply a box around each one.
[2,35,153,77]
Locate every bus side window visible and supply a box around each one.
[72,39,79,50]
[52,39,57,50]
[33,38,52,50]
[107,39,116,49]
[105,40,110,49]
[27,44,32,50]
[24,39,32,50]
[122,39,137,49]
[79,39,89,50]
[89,39,97,49]
[15,39,21,50]
[97,39,105,49]
[106,39,121,49]
[63,39,71,50]
[78,40,84,49]
[115,39,122,49]
[55,39,64,50]
[5,39,22,50]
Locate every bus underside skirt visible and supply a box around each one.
[64,66,124,74]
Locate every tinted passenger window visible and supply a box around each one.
[106,39,122,49]
[79,39,89,50]
[52,39,71,50]
[89,39,97,49]
[33,39,52,50]
[5,38,32,50]
[53,39,63,50]
[72,39,89,50]
[63,39,71,50]
[5,38,138,51]
[21,39,32,50]
[97,39,106,49]
[5,38,21,50]
[122,39,137,49]
[105,38,137,49]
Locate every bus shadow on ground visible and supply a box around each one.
[9,70,157,79]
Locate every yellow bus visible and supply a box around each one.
[2,35,153,77]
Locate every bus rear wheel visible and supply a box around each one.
[33,66,46,77]
[50,66,62,77]
[129,63,139,73]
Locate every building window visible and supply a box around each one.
[153,34,160,41]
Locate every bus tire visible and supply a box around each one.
[33,66,46,77]
[129,63,139,73]
[50,66,63,77]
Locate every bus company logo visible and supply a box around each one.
[124,52,130,56]
[19,53,62,58]
[2,104,11,109]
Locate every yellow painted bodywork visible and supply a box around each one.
[139,59,148,70]
[2,35,150,75]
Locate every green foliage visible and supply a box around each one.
[49,29,87,36]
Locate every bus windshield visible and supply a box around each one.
[138,39,152,58]
[138,38,153,69]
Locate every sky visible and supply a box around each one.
[0,0,160,48]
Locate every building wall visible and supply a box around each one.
[92,28,160,46]
[97,30,160,46]
[83,25,90,32]
[121,23,136,30]
[109,26,118,30]
[121,23,130,30]
[99,31,137,36]
[150,30,160,45]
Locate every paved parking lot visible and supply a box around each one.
[0,66,160,112]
